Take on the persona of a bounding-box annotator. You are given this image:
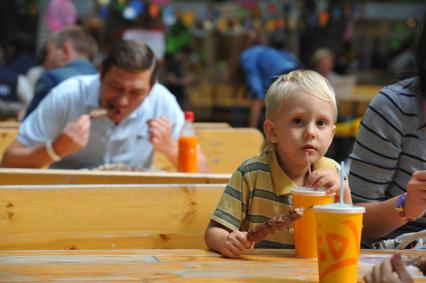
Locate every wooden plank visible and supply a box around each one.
[154,128,264,173]
[0,249,424,282]
[193,122,231,129]
[0,128,18,160]
[0,120,20,129]
[0,184,224,250]
[0,168,231,185]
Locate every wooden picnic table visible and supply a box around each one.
[0,249,424,282]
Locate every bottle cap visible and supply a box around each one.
[184,111,194,122]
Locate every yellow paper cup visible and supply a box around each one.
[313,204,365,283]
[292,187,334,258]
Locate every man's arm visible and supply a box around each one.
[147,116,209,172]
[0,139,63,168]
[1,115,91,168]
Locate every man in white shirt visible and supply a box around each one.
[1,40,207,171]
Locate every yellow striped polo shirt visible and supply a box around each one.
[211,149,338,248]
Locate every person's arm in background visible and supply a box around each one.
[147,84,208,172]
[147,116,208,173]
[1,114,90,168]
[349,90,426,240]
[1,82,91,168]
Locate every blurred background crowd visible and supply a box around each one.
[0,0,425,162]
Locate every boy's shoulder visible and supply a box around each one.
[314,156,340,173]
[236,152,270,176]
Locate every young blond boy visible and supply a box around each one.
[205,70,352,258]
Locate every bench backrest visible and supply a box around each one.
[0,168,230,185]
[0,184,224,250]
[154,128,264,173]
[0,128,18,160]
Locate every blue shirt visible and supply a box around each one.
[0,68,19,102]
[25,59,97,118]
[240,46,301,99]
[19,74,184,169]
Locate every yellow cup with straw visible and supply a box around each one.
[313,161,365,283]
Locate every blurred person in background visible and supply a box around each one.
[238,31,302,128]
[164,45,195,110]
[312,48,340,82]
[1,40,208,172]
[0,33,35,120]
[24,25,98,118]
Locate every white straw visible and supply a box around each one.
[340,161,345,206]
[306,151,311,175]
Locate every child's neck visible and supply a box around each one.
[278,157,310,186]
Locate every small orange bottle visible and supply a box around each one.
[178,111,197,172]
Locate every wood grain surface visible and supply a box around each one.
[0,168,231,185]
[0,184,224,250]
[0,249,424,282]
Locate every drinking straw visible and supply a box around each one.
[340,161,345,206]
[306,151,311,175]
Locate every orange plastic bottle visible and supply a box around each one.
[178,111,197,172]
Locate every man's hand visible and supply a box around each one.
[147,116,175,154]
[53,115,91,158]
[405,170,426,220]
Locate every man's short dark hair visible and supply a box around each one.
[101,40,158,86]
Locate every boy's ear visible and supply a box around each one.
[331,124,336,137]
[263,119,278,143]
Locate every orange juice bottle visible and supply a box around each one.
[178,111,197,172]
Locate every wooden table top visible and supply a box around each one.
[0,249,424,282]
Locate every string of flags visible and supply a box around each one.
[96,0,357,33]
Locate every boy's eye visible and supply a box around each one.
[316,120,328,127]
[292,118,303,125]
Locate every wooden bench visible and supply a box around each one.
[193,122,231,129]
[0,128,18,160]
[0,120,20,129]
[0,127,264,174]
[154,128,264,173]
[0,168,231,185]
[0,183,224,250]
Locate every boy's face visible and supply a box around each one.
[264,91,336,170]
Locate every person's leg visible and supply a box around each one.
[249,98,264,128]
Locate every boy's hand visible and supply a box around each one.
[305,168,352,203]
[305,168,340,195]
[221,231,254,258]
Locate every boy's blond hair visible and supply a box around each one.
[262,69,337,153]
